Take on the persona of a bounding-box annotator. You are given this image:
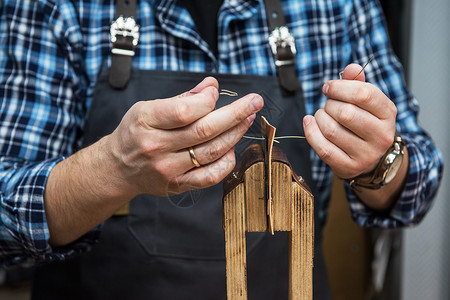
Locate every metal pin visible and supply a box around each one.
[339,56,374,80]
[352,56,374,80]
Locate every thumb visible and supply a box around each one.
[138,77,220,130]
[341,63,366,82]
[190,76,219,93]
[176,76,219,99]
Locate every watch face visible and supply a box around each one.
[384,153,403,184]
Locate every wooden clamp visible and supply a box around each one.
[222,117,314,300]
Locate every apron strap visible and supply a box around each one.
[108,0,300,92]
[263,0,301,92]
[109,0,138,89]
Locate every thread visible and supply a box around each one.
[220,89,238,97]
[242,135,306,143]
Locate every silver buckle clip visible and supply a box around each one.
[110,16,140,57]
[268,26,297,67]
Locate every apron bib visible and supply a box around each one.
[32,69,331,299]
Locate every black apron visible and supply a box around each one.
[32,68,331,300]
[33,0,331,298]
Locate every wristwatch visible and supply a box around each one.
[348,132,405,191]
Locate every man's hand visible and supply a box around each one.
[303,64,408,211]
[107,77,264,197]
[45,77,264,246]
[303,64,397,179]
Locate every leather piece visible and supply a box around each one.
[223,144,311,196]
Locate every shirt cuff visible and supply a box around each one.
[0,157,100,268]
[345,134,443,228]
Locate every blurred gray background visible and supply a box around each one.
[402,0,450,299]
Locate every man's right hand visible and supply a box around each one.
[107,77,264,197]
[44,77,263,246]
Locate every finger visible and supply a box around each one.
[341,63,366,82]
[176,76,220,99]
[173,148,236,192]
[190,76,219,94]
[313,108,385,164]
[314,108,366,157]
[184,114,256,168]
[322,80,395,120]
[303,115,357,178]
[164,113,255,172]
[323,99,384,140]
[139,79,219,130]
[169,93,264,149]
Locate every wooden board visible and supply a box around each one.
[223,183,247,300]
[223,159,314,300]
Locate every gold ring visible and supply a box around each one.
[188,147,201,167]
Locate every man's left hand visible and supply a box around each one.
[303,64,397,180]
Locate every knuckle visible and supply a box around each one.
[204,172,221,187]
[354,85,372,105]
[233,98,255,123]
[134,102,149,128]
[154,160,172,180]
[314,108,325,121]
[338,104,356,123]
[326,80,336,93]
[173,101,192,124]
[204,93,217,111]
[355,158,368,172]
[235,109,245,123]
[196,91,216,111]
[347,164,361,178]
[389,101,398,116]
[228,107,243,125]
[139,139,163,156]
[207,142,222,161]
[318,145,332,162]
[132,100,145,112]
[380,134,394,149]
[323,122,339,141]
[194,120,215,140]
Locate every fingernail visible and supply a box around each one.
[322,83,329,94]
[200,86,219,100]
[249,96,263,112]
[303,115,312,126]
[247,114,256,124]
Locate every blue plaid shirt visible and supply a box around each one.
[0,0,443,267]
